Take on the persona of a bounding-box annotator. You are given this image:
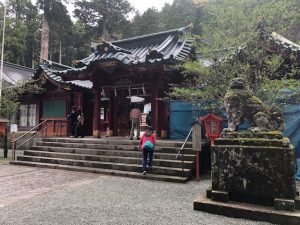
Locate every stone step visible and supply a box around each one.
[40,138,193,148]
[35,141,195,155]
[24,150,194,169]
[10,161,189,183]
[31,146,196,161]
[16,155,192,177]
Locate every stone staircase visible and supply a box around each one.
[11,138,196,183]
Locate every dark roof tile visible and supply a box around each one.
[34,26,194,82]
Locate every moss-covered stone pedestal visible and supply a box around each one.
[194,131,300,224]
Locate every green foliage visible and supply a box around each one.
[160,0,196,30]
[0,82,20,119]
[74,0,133,41]
[123,8,164,38]
[3,18,28,64]
[0,80,45,120]
[170,59,234,110]
[201,0,300,50]
[258,78,300,106]
[170,0,300,109]
[0,1,40,66]
[16,81,45,97]
[123,0,197,38]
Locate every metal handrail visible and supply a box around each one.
[16,124,52,149]
[11,119,50,161]
[13,119,48,143]
[176,126,193,177]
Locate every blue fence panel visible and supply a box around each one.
[169,101,207,140]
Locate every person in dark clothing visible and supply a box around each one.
[67,106,78,137]
[146,111,152,126]
[75,109,84,138]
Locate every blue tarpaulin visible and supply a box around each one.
[283,104,300,159]
[297,160,300,181]
[169,100,300,180]
[283,104,300,181]
[169,101,206,140]
[169,101,245,139]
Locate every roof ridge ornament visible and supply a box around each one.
[146,48,164,61]
[91,41,132,55]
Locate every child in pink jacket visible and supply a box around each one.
[139,126,156,175]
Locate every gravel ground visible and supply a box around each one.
[0,168,271,225]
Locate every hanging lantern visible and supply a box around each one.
[128,86,131,97]
[101,88,105,97]
[142,84,146,94]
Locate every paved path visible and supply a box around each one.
[0,165,271,225]
[0,165,100,207]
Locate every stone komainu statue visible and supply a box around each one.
[224,78,285,132]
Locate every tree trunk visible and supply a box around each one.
[40,14,49,62]
[16,0,21,22]
[59,41,62,64]
[32,41,35,68]
[49,47,52,61]
[102,17,108,40]
[22,53,25,66]
[193,5,202,35]
[102,0,109,40]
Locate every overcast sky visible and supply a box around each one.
[31,0,174,15]
[128,0,174,13]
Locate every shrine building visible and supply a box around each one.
[19,26,195,137]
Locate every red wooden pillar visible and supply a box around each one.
[109,92,115,136]
[113,96,118,136]
[93,89,101,137]
[157,100,163,137]
[160,101,169,138]
[75,92,83,110]
[151,82,158,135]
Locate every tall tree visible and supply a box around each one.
[160,0,197,30]
[37,0,76,65]
[170,0,300,108]
[38,0,52,61]
[124,8,163,38]
[47,1,73,64]
[2,0,40,66]
[3,18,28,65]
[74,0,133,41]
[200,0,300,50]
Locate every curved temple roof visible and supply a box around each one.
[34,64,93,90]
[76,25,194,68]
[33,25,195,87]
[261,31,300,52]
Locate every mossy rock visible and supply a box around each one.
[215,137,290,147]
[221,131,283,139]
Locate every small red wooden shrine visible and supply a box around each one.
[199,113,223,145]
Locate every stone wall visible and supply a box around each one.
[210,131,297,210]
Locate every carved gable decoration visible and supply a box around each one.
[146,49,164,61]
[91,41,132,55]
[115,79,134,86]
